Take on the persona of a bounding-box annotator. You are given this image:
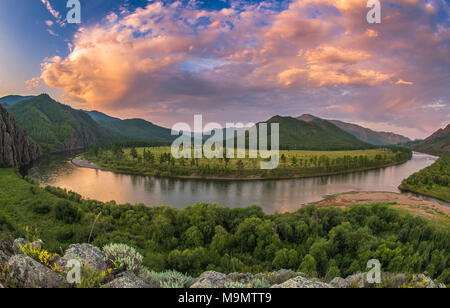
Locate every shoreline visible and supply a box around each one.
[71,157,411,182]
[308,191,450,224]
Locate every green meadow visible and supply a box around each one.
[79,146,412,179]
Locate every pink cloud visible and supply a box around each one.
[39,0,449,138]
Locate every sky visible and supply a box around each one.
[0,0,449,139]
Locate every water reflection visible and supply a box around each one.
[28,152,443,214]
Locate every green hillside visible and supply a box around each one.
[86,110,175,142]
[413,124,450,155]
[8,94,114,153]
[265,116,374,150]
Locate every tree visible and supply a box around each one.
[130,147,138,160]
[299,254,317,277]
[183,226,204,248]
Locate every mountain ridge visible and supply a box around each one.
[412,124,450,155]
[298,114,411,146]
[7,94,115,153]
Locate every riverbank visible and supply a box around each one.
[310,191,450,228]
[398,156,450,203]
[73,154,413,182]
[1,167,449,285]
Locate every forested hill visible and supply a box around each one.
[298,114,411,146]
[265,116,374,150]
[412,124,450,155]
[7,94,115,153]
[0,95,35,107]
[85,110,175,143]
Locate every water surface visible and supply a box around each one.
[28,152,443,214]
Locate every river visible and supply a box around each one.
[28,152,445,214]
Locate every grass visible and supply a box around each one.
[400,155,450,202]
[78,147,412,180]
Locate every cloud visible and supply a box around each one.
[25,77,41,91]
[39,0,450,137]
[41,0,64,27]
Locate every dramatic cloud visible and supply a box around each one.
[39,0,450,138]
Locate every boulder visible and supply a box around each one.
[191,271,227,288]
[256,269,300,285]
[271,276,333,288]
[227,273,255,284]
[104,272,155,289]
[57,244,107,272]
[8,255,66,288]
[12,238,27,255]
[330,277,350,288]
[345,273,367,288]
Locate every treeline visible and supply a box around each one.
[1,172,447,285]
[82,145,412,179]
[401,155,450,202]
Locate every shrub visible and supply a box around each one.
[55,201,81,224]
[142,270,195,288]
[250,278,271,288]
[31,201,51,215]
[103,243,143,274]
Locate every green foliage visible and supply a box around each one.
[8,94,113,153]
[103,243,143,274]
[0,168,448,282]
[55,200,81,224]
[80,145,412,180]
[142,270,195,288]
[401,155,450,202]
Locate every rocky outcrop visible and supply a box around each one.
[271,276,333,288]
[104,272,156,289]
[57,244,107,272]
[0,105,41,167]
[191,271,227,288]
[8,255,66,288]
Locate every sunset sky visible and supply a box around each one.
[0,0,449,139]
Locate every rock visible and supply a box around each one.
[8,255,66,288]
[0,105,42,167]
[227,273,255,284]
[191,271,227,288]
[31,240,44,250]
[330,277,350,288]
[57,244,107,272]
[0,249,9,264]
[104,272,155,289]
[271,276,333,288]
[256,269,300,285]
[390,273,408,288]
[12,238,27,255]
[416,274,436,289]
[345,273,367,288]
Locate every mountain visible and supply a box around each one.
[0,95,35,107]
[8,94,115,153]
[298,114,411,146]
[85,110,120,124]
[263,116,374,150]
[85,110,175,143]
[413,124,450,155]
[0,104,41,167]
